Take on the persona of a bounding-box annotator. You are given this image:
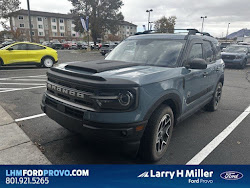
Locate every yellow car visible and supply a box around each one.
[0,42,58,68]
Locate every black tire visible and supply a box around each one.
[41,57,54,68]
[240,59,247,69]
[139,105,174,162]
[0,58,4,69]
[205,82,223,112]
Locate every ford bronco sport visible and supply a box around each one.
[41,29,224,162]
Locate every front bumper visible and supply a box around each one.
[41,93,147,147]
[222,59,244,66]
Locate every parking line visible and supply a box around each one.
[186,105,250,165]
[15,113,46,122]
[0,75,46,80]
[13,79,47,82]
[0,86,46,93]
[0,83,45,85]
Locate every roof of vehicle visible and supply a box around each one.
[128,33,218,43]
[3,42,49,48]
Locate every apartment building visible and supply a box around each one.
[8,9,137,43]
[9,9,80,43]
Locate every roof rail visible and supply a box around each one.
[134,29,213,37]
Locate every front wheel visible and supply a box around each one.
[42,57,54,68]
[139,105,174,162]
[205,82,223,111]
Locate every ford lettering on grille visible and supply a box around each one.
[47,82,85,99]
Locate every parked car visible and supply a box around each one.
[0,42,58,68]
[51,42,63,50]
[62,41,78,50]
[77,42,88,50]
[222,45,250,69]
[89,42,99,50]
[0,40,15,48]
[220,42,231,51]
[42,41,53,48]
[100,44,117,55]
[41,29,224,162]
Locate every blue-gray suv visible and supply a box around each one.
[222,45,250,69]
[41,29,225,162]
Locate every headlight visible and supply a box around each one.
[91,89,138,111]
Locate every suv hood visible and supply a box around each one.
[56,60,181,85]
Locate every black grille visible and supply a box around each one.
[222,55,235,60]
[47,76,96,109]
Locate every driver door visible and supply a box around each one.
[182,39,210,114]
[4,43,28,65]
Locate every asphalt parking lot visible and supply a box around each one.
[0,50,249,164]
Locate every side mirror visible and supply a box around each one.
[186,58,207,69]
[8,47,14,51]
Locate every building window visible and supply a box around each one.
[60,33,65,36]
[127,26,129,29]
[44,17,47,20]
[60,26,64,30]
[127,32,129,34]
[20,24,25,28]
[130,32,132,35]
[38,25,43,29]
[31,24,34,28]
[53,32,57,37]
[37,17,42,21]
[52,18,56,23]
[32,31,35,36]
[52,26,57,30]
[60,19,64,23]
[38,32,44,36]
[72,33,76,37]
[18,16,24,20]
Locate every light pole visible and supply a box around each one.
[27,0,33,42]
[201,16,207,33]
[146,9,153,31]
[226,23,230,40]
[149,21,154,30]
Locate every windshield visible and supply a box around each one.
[105,39,185,67]
[225,46,248,53]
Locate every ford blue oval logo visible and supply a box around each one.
[220,171,243,180]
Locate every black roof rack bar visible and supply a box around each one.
[135,29,212,37]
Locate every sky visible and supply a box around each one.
[10,0,250,37]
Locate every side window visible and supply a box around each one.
[212,42,221,60]
[188,44,203,61]
[10,44,27,50]
[203,41,214,63]
[27,44,45,50]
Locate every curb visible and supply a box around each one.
[0,105,51,165]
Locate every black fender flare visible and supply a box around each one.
[143,93,182,123]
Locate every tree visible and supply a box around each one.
[69,0,124,43]
[0,0,21,18]
[154,16,177,33]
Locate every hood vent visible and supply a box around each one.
[65,60,139,73]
